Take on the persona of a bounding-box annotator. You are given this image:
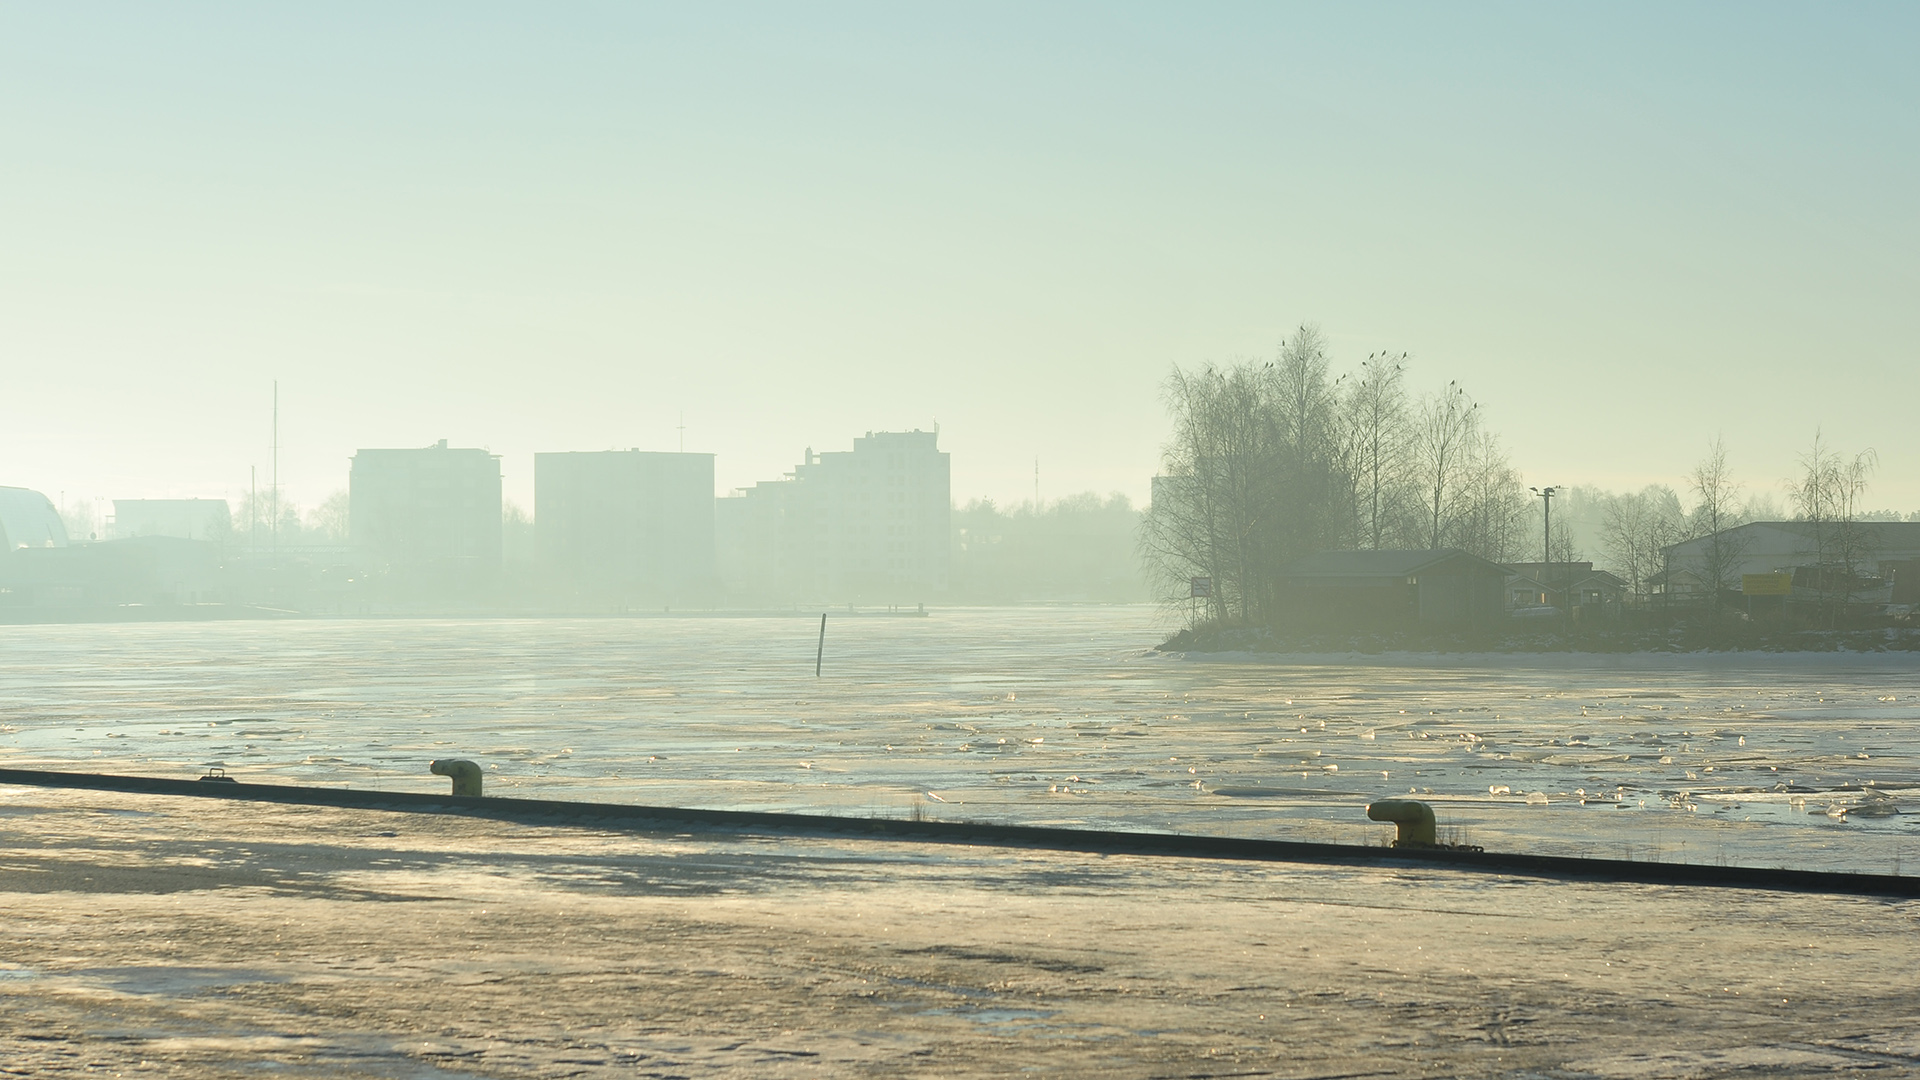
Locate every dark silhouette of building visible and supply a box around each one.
[1273,549,1509,628]
[1503,561,1627,616]
[1,536,226,614]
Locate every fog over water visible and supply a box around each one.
[6,7,1917,512]
[8,9,1920,1073]
[4,606,1916,876]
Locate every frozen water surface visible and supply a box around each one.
[1,605,1916,875]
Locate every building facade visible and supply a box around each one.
[717,430,950,603]
[349,440,502,572]
[1662,521,1920,591]
[1502,561,1627,616]
[1272,549,1510,628]
[535,450,715,603]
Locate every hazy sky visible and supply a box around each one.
[4,3,1915,518]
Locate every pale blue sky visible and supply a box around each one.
[3,3,1915,516]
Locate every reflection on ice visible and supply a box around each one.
[1,606,1917,876]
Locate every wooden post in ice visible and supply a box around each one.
[815,613,827,677]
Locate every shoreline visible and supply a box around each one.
[1155,622,1920,662]
[0,601,1152,626]
[1153,645,1920,668]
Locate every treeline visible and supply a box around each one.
[952,493,1146,603]
[1138,316,1911,631]
[55,491,352,550]
[1140,326,1530,622]
[1563,433,1902,627]
[1502,434,1904,598]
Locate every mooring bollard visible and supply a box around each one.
[1366,799,1436,847]
[429,759,483,797]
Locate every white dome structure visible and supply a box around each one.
[0,486,70,550]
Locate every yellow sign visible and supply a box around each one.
[1742,573,1792,596]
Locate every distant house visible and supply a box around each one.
[1502,561,1627,615]
[1272,549,1509,628]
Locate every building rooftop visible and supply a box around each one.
[0,486,69,550]
[1672,520,1920,546]
[1276,549,1507,579]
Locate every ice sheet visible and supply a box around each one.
[2,606,1916,874]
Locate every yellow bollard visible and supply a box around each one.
[429,758,483,797]
[1366,799,1436,847]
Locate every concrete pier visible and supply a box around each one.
[2,786,1916,1078]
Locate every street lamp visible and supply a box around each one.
[1530,486,1557,604]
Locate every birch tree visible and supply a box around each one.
[1601,485,1685,599]
[1268,325,1345,571]
[1336,353,1411,549]
[1687,436,1749,623]
[1413,381,1477,550]
[1790,429,1878,624]
[1140,363,1275,622]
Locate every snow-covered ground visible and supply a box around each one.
[2,787,1918,1078]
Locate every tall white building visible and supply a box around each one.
[535,450,714,603]
[349,440,503,572]
[718,430,950,603]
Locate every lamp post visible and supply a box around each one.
[1530,486,1557,606]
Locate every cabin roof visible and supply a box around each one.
[1277,549,1509,580]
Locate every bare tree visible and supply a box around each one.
[1274,326,1335,460]
[1600,491,1648,595]
[1601,485,1685,600]
[1336,353,1411,549]
[55,497,100,543]
[1141,363,1276,623]
[1143,337,1525,628]
[1789,429,1878,625]
[309,489,350,545]
[1687,436,1749,624]
[1451,427,1530,562]
[1413,381,1477,550]
[1267,325,1346,570]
